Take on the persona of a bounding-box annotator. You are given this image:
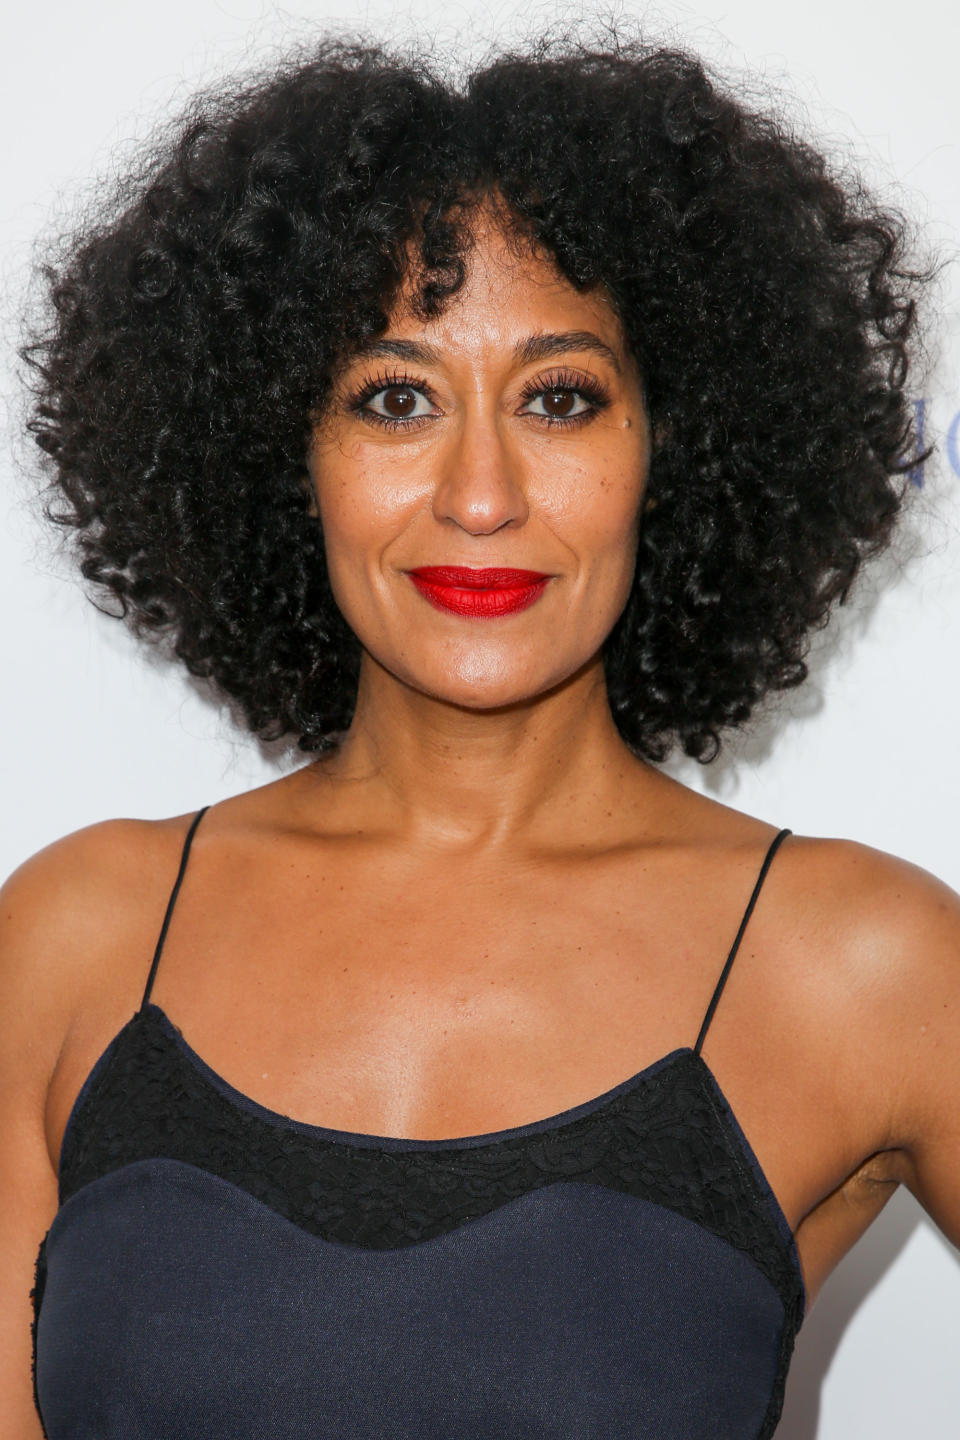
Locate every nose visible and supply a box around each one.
[430,401,529,535]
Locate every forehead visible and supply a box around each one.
[380,201,629,363]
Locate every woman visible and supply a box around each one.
[3,31,958,1440]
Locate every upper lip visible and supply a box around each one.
[408,566,551,589]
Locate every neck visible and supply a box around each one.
[301,652,660,854]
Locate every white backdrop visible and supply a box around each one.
[2,2,958,1433]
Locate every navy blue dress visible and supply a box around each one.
[31,809,804,1438]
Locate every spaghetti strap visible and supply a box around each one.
[139,806,210,1012]
[693,827,792,1056]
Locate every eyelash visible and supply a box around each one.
[345,366,613,432]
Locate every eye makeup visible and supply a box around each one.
[516,368,613,426]
[344,369,440,430]
[343,366,614,432]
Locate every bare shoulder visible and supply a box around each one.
[774,830,960,1169]
[776,829,960,994]
[0,811,202,1091]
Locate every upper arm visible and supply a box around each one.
[889,869,960,1244]
[0,840,76,1436]
[839,843,960,1248]
[0,819,160,1437]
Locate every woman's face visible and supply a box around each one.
[307,202,651,713]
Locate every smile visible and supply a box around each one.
[407,567,552,618]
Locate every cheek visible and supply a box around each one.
[594,430,649,544]
[309,444,414,553]
[307,444,428,633]
[543,448,647,564]
[596,464,646,532]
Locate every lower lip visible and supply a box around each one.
[409,576,551,617]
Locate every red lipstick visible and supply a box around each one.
[407,566,552,618]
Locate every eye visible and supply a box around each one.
[517,368,612,427]
[522,389,594,420]
[363,383,437,424]
[345,370,440,430]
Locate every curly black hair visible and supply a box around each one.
[21,30,933,763]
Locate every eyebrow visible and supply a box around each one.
[513,330,622,374]
[352,330,623,375]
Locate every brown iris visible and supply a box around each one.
[382,386,418,417]
[540,390,577,417]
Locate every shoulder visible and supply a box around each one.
[645,780,959,1004]
[774,831,960,1155]
[765,829,960,1022]
[0,812,202,1090]
[1,811,200,973]
[776,830,960,985]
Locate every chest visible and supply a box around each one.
[135,841,750,1137]
[48,831,887,1301]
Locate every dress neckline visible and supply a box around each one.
[57,998,807,1317]
[144,1000,696,1151]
